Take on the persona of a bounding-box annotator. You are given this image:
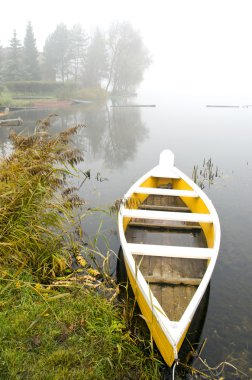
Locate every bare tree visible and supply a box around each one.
[106,22,151,94]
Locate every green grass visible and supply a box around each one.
[0,91,34,106]
[0,277,161,380]
[0,86,108,106]
[70,87,108,101]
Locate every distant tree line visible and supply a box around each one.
[0,21,151,94]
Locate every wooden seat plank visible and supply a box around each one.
[123,209,213,223]
[134,187,198,197]
[128,243,214,259]
[139,204,190,212]
[145,276,201,286]
[128,221,201,230]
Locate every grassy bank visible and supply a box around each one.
[0,274,161,380]
[0,82,108,107]
[0,119,161,379]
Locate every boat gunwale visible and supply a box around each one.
[118,155,221,350]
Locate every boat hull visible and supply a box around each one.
[123,256,190,366]
[118,150,220,367]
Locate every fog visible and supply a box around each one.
[1,0,252,96]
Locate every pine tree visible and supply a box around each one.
[69,24,88,83]
[4,30,23,81]
[0,43,3,81]
[23,22,40,80]
[43,24,70,82]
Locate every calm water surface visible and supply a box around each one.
[1,93,251,374]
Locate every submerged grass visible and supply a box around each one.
[192,157,222,190]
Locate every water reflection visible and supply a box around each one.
[72,103,148,168]
[104,105,148,168]
[4,103,148,170]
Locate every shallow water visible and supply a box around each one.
[1,93,251,374]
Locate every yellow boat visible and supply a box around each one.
[118,150,221,367]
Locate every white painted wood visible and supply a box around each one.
[151,168,180,179]
[151,171,180,179]
[122,209,213,223]
[127,243,214,259]
[134,187,198,197]
[159,149,175,167]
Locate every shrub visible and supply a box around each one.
[4,81,65,94]
[72,87,108,101]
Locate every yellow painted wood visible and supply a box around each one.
[123,175,214,249]
[123,177,175,232]
[123,193,142,231]
[125,260,176,367]
[140,176,158,188]
[173,178,214,248]
[177,322,190,352]
[123,217,131,232]
[157,177,174,187]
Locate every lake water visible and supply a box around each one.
[1,92,251,376]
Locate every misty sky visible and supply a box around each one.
[1,0,252,96]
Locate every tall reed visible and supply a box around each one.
[0,116,85,282]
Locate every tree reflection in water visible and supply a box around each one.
[0,102,148,170]
[67,102,148,169]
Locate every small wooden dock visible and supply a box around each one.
[110,104,156,108]
[0,118,23,127]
